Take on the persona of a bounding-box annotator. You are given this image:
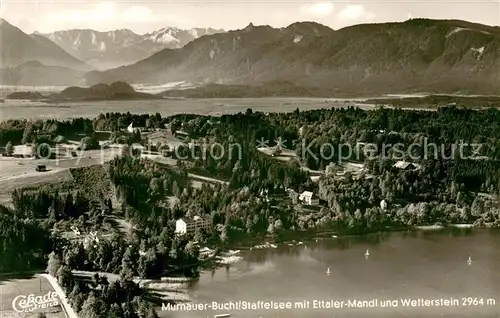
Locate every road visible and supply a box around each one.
[187,173,229,185]
[40,273,78,318]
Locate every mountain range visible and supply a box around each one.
[2,18,500,95]
[39,27,224,70]
[0,18,90,71]
[86,20,500,95]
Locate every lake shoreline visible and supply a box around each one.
[208,223,483,253]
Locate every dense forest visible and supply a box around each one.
[1,105,500,316]
[47,251,158,318]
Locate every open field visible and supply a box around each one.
[1,98,378,121]
[0,169,72,206]
[0,274,65,318]
[257,146,325,180]
[0,148,119,206]
[146,130,184,148]
[0,142,223,206]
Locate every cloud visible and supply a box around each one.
[120,5,158,23]
[28,1,172,32]
[38,1,118,26]
[337,5,375,21]
[300,2,335,17]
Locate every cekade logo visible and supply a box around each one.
[12,291,59,313]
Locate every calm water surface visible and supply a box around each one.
[164,229,500,318]
[0,98,375,121]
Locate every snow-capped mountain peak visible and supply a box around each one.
[39,26,225,69]
[144,28,181,44]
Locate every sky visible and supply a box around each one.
[0,0,498,34]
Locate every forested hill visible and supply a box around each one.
[5,81,161,101]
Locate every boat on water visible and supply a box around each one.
[254,242,278,249]
[326,268,331,275]
[467,256,472,265]
[228,249,241,255]
[199,247,216,259]
[297,241,304,245]
[365,249,370,257]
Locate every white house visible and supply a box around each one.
[380,199,387,211]
[127,123,144,134]
[175,216,213,236]
[127,123,135,133]
[299,191,319,205]
[175,219,188,235]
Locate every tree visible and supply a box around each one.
[57,265,74,292]
[194,228,204,243]
[79,136,99,150]
[220,225,228,243]
[172,181,180,198]
[138,250,157,278]
[68,283,86,312]
[21,123,34,144]
[267,222,275,234]
[274,219,283,231]
[245,217,253,234]
[79,292,103,318]
[117,117,129,130]
[121,245,138,278]
[136,299,158,318]
[48,204,57,221]
[149,178,160,197]
[47,252,62,277]
[185,242,199,258]
[121,145,130,157]
[5,141,13,156]
[108,304,124,318]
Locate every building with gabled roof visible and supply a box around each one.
[175,215,213,236]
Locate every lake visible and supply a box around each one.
[163,229,500,318]
[0,98,376,121]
